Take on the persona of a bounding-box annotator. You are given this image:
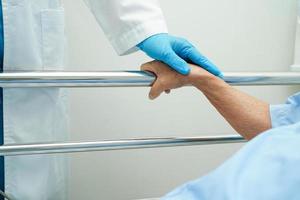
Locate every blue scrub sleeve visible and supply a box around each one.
[162,123,300,200]
[270,91,300,128]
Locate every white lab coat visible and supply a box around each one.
[1,0,167,199]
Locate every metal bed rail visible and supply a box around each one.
[0,70,298,156]
[0,71,300,87]
[0,135,246,156]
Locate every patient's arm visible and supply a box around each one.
[141,61,271,140]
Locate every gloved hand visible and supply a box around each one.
[137,33,222,77]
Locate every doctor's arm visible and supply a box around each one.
[141,61,271,140]
[83,0,222,76]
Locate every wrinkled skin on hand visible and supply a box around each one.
[141,60,215,100]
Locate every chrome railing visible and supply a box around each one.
[0,71,300,87]
[0,135,245,156]
[0,71,299,156]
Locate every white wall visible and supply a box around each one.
[62,0,298,199]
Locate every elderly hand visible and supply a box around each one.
[141,60,216,100]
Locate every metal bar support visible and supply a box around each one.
[0,70,295,156]
[0,71,299,87]
[0,135,245,156]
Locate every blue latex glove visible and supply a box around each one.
[137,33,222,77]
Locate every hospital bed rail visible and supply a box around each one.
[0,71,299,87]
[0,70,299,199]
[0,135,245,156]
[0,71,299,156]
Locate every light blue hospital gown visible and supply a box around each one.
[161,92,300,200]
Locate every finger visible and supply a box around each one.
[187,47,223,78]
[149,80,165,100]
[162,51,190,75]
[141,62,159,75]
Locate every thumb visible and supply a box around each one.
[149,80,165,100]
